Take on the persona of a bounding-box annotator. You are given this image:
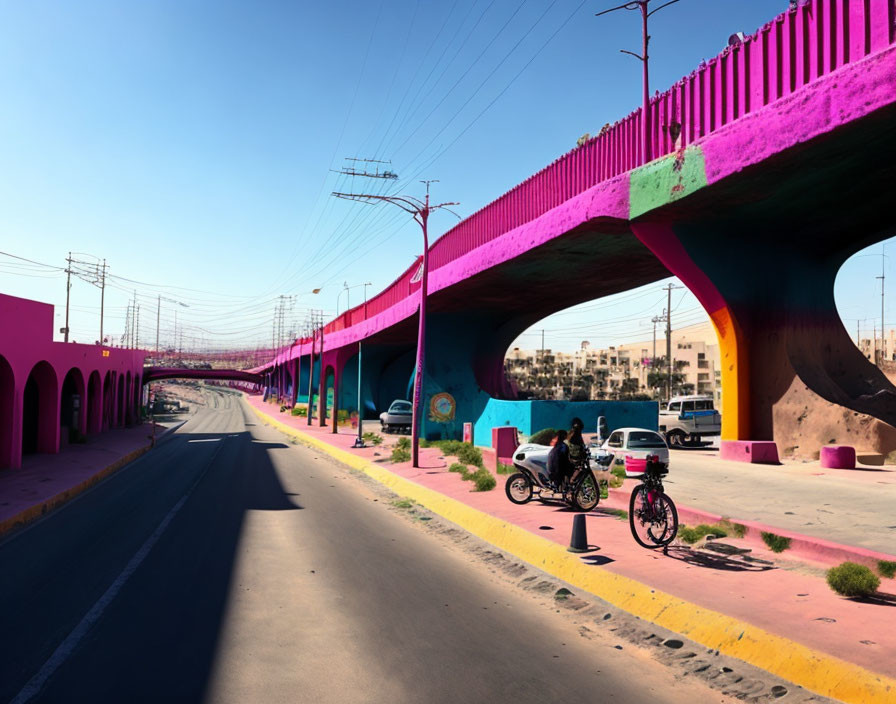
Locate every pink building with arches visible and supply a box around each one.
[0,293,146,470]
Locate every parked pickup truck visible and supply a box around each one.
[658,395,721,446]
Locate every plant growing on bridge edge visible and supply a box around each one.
[291,406,307,416]
[760,531,791,553]
[827,562,880,598]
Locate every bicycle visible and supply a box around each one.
[628,454,678,549]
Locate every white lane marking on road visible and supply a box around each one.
[10,439,227,704]
[188,438,222,443]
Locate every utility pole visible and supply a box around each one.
[877,246,886,365]
[663,283,682,401]
[333,181,459,468]
[651,312,665,398]
[596,0,680,163]
[307,312,319,427]
[63,252,72,342]
[99,259,106,345]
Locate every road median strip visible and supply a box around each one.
[250,402,896,704]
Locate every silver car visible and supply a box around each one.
[379,400,413,433]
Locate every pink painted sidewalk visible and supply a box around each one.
[0,422,171,537]
[248,394,896,682]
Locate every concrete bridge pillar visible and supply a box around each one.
[411,312,520,443]
[633,221,896,452]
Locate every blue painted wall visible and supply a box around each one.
[473,398,658,446]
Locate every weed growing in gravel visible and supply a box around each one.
[719,519,747,538]
[395,437,411,450]
[470,468,496,492]
[760,531,791,553]
[877,560,896,579]
[496,462,515,475]
[678,523,729,545]
[392,498,415,509]
[362,432,383,446]
[390,446,411,463]
[447,462,494,491]
[603,508,628,520]
[827,562,880,597]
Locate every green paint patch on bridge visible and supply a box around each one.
[628,146,707,220]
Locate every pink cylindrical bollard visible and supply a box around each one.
[820,445,856,469]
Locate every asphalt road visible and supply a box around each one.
[0,389,729,704]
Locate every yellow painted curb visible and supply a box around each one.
[0,443,152,539]
[251,402,896,704]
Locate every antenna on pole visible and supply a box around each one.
[331,156,398,180]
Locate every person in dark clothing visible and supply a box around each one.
[547,429,571,490]
[567,417,587,467]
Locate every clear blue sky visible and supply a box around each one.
[0,0,888,353]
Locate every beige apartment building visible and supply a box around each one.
[505,321,721,403]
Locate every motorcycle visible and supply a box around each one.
[504,442,611,512]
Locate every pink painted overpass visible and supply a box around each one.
[261,0,896,456]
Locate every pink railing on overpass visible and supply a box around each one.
[302,0,894,345]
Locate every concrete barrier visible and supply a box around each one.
[820,445,856,469]
[720,440,780,464]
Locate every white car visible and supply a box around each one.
[379,399,413,433]
[591,427,670,475]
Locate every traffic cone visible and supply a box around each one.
[567,514,589,553]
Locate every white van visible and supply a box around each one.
[658,395,721,446]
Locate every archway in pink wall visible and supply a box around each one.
[0,355,14,469]
[116,375,125,427]
[103,371,114,430]
[22,361,58,455]
[87,371,102,434]
[60,368,86,445]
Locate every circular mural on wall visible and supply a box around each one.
[428,392,456,423]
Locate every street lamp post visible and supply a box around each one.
[596,0,680,164]
[332,184,459,467]
[157,295,189,355]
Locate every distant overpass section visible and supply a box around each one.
[142,367,263,386]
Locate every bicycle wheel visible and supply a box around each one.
[571,472,599,511]
[629,486,679,548]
